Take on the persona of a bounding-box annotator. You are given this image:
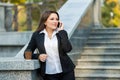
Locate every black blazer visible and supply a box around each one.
[24,30,75,76]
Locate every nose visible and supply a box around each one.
[54,20,58,22]
[54,20,58,24]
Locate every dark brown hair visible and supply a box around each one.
[36,11,59,32]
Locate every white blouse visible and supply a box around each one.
[41,29,62,74]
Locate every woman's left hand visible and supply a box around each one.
[39,54,48,62]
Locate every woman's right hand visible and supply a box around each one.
[39,54,48,62]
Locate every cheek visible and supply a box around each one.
[47,23,53,27]
[46,23,53,28]
[47,22,52,26]
[46,21,51,25]
[46,21,57,29]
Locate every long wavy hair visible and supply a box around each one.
[36,11,59,32]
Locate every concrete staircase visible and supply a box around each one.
[75,28,120,80]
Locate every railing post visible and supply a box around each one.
[93,0,102,28]
[0,3,13,32]
[13,5,18,31]
[5,3,13,31]
[26,3,32,31]
[0,3,5,31]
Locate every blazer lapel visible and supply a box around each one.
[37,33,46,54]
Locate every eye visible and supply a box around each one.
[50,18,59,21]
[56,18,59,21]
[50,18,54,20]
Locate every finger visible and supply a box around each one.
[41,58,46,62]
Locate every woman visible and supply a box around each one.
[24,10,75,80]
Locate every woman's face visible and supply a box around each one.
[45,13,59,30]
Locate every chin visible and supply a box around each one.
[52,27,57,29]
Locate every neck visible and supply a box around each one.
[45,28,54,39]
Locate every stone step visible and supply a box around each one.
[88,35,120,40]
[75,66,120,80]
[73,36,120,40]
[75,73,120,80]
[80,49,120,60]
[90,31,120,34]
[89,35,120,39]
[87,40,120,43]
[76,78,120,80]
[88,36,120,39]
[86,42,120,46]
[90,34,120,38]
[84,46,120,49]
[74,59,120,66]
[75,65,120,80]
[83,46,120,55]
[72,51,120,60]
[80,51,120,59]
[82,50,120,54]
[81,55,120,59]
[75,66,120,74]
[85,45,120,53]
[72,33,120,39]
[92,28,120,31]
[91,28,120,33]
[89,32,120,37]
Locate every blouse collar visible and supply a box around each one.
[39,29,58,37]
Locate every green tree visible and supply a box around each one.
[0,0,26,4]
[101,0,120,27]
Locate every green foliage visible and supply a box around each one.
[31,5,40,22]
[101,0,120,27]
[101,4,111,27]
[32,0,42,3]
[0,0,26,4]
[0,0,42,4]
[10,0,26,4]
[0,0,8,2]
[109,1,116,8]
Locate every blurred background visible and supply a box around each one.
[0,0,67,31]
[101,0,120,28]
[0,0,120,31]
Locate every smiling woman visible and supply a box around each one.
[24,10,75,80]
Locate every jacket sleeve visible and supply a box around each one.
[24,32,39,59]
[58,30,72,53]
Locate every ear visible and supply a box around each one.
[44,22,46,26]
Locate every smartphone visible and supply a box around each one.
[57,22,60,28]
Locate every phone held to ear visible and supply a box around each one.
[57,22,60,28]
[57,22,63,31]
